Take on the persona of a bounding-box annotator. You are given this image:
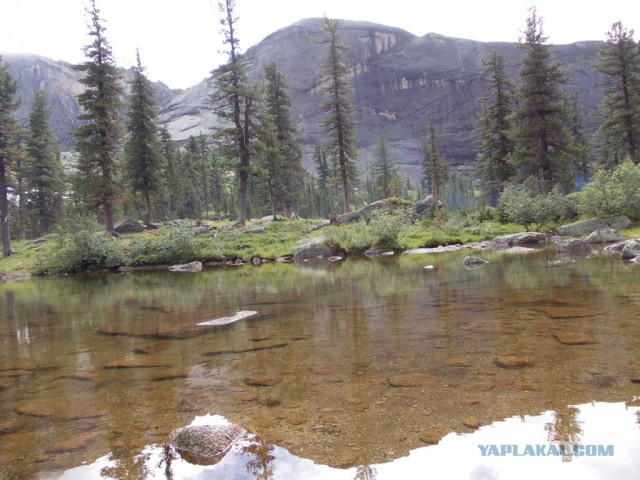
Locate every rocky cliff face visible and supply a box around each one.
[3,53,176,151]
[4,18,605,178]
[159,19,604,177]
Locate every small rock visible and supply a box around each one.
[630,376,640,384]
[465,381,496,392]
[463,256,488,268]
[419,428,446,445]
[462,418,482,429]
[445,358,472,367]
[493,354,532,369]
[46,431,100,454]
[243,374,283,387]
[388,373,444,387]
[553,332,597,345]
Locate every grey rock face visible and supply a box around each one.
[492,233,546,247]
[585,227,625,244]
[338,200,396,224]
[557,216,631,237]
[621,239,640,260]
[463,256,488,268]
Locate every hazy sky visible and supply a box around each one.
[1,0,639,89]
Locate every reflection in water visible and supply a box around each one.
[1,247,640,478]
[44,402,640,479]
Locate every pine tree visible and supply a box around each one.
[0,55,20,256]
[74,0,124,231]
[594,21,640,166]
[263,62,304,218]
[370,136,399,199]
[124,51,164,225]
[24,90,65,237]
[180,136,204,221]
[210,0,258,226]
[511,7,575,193]
[317,17,358,214]
[421,121,449,222]
[476,49,516,205]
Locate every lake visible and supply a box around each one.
[1,246,639,479]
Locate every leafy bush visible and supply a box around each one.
[326,208,414,253]
[42,229,125,274]
[125,220,197,265]
[498,183,574,231]
[575,160,640,217]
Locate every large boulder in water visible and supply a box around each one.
[293,236,343,261]
[621,239,640,260]
[492,232,546,247]
[168,423,246,466]
[585,227,625,244]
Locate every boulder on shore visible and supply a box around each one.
[293,236,343,261]
[337,200,396,225]
[585,227,625,244]
[113,216,146,234]
[492,232,546,247]
[621,239,640,260]
[557,216,631,237]
[168,261,202,272]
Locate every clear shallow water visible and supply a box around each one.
[1,246,640,479]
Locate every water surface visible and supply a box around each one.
[1,247,639,479]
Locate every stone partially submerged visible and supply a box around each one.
[197,311,258,327]
[463,256,489,268]
[168,422,246,466]
[168,261,202,272]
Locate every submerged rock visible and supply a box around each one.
[621,239,640,260]
[553,331,596,345]
[292,236,343,261]
[243,374,283,386]
[196,310,258,327]
[463,256,488,268]
[168,423,246,466]
[493,354,532,369]
[388,373,444,387]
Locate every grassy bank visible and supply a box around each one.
[0,211,526,276]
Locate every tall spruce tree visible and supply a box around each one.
[74,0,124,231]
[594,21,640,166]
[511,7,575,193]
[317,17,358,214]
[421,121,449,223]
[370,136,399,199]
[0,55,20,256]
[124,51,164,225]
[263,62,304,218]
[210,0,258,226]
[476,49,515,205]
[25,90,65,237]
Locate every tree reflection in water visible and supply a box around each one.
[354,464,377,480]
[545,406,583,462]
[242,434,276,479]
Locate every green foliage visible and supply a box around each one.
[475,49,515,205]
[498,182,574,230]
[24,90,65,237]
[124,52,164,225]
[317,17,358,213]
[124,220,197,265]
[575,160,640,217]
[325,208,413,253]
[594,22,640,166]
[511,7,575,193]
[370,136,400,200]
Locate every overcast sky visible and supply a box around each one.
[1,0,639,89]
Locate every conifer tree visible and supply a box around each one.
[0,55,20,256]
[210,0,258,226]
[317,17,358,213]
[263,62,304,217]
[74,0,124,231]
[594,21,640,166]
[24,90,65,237]
[511,7,575,193]
[124,51,164,225]
[421,121,448,223]
[370,136,399,199]
[476,49,515,205]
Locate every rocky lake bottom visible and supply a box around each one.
[1,246,639,479]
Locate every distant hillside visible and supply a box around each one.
[3,53,176,151]
[3,18,606,179]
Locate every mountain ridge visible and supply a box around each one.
[2,18,606,178]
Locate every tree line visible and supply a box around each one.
[1,3,639,258]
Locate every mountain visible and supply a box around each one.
[3,53,177,151]
[160,18,605,177]
[3,18,606,178]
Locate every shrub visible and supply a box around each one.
[498,183,573,231]
[576,160,640,217]
[125,220,196,265]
